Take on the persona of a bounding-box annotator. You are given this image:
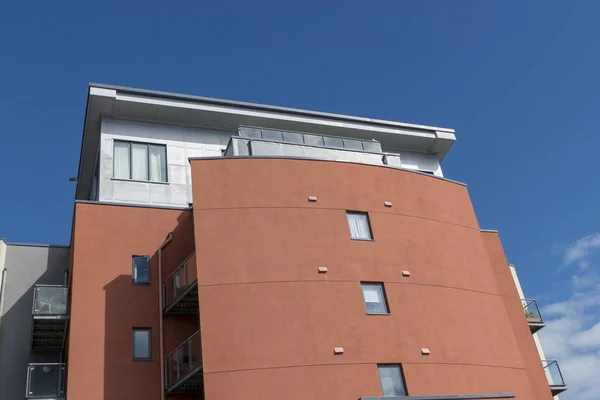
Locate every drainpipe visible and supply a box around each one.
[158,233,172,400]
[0,269,6,333]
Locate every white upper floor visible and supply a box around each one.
[78,84,457,208]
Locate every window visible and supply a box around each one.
[378,364,407,396]
[132,329,151,360]
[132,256,150,285]
[113,140,167,182]
[361,283,389,314]
[347,212,373,240]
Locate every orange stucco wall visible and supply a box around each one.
[190,158,554,400]
[482,231,555,400]
[68,203,196,400]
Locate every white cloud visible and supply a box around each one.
[539,233,600,400]
[570,322,600,349]
[563,233,600,267]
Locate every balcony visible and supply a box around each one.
[31,285,69,352]
[163,252,198,315]
[224,127,432,173]
[165,330,203,395]
[521,299,545,333]
[25,363,65,399]
[542,360,567,395]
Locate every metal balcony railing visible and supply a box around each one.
[542,360,567,395]
[33,285,69,317]
[25,363,65,399]
[31,285,69,352]
[164,330,203,394]
[521,299,545,333]
[163,251,198,314]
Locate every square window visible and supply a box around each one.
[113,140,167,183]
[378,364,407,396]
[347,212,373,240]
[133,329,151,360]
[361,283,389,314]
[132,256,150,285]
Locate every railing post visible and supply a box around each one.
[188,336,193,367]
[185,261,189,287]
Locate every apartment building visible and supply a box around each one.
[0,84,567,400]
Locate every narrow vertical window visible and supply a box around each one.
[347,212,372,240]
[378,364,407,396]
[149,144,167,182]
[113,141,131,179]
[131,143,149,181]
[132,256,150,285]
[133,329,151,360]
[361,283,389,314]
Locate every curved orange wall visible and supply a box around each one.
[190,158,553,400]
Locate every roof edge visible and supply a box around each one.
[89,83,455,134]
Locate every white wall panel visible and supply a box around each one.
[99,118,231,207]
[399,151,443,177]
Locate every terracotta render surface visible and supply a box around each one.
[68,203,196,400]
[188,158,550,400]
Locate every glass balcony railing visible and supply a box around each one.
[542,360,567,395]
[225,135,392,166]
[238,126,383,152]
[32,285,69,317]
[26,363,65,399]
[163,252,198,314]
[521,298,544,333]
[164,330,203,393]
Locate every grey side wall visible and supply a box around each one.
[0,244,69,399]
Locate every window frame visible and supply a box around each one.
[132,255,151,286]
[113,140,168,183]
[132,328,152,361]
[346,211,374,241]
[377,364,408,397]
[361,282,390,315]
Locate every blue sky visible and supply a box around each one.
[1,1,599,397]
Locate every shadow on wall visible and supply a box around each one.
[0,246,69,400]
[103,210,199,400]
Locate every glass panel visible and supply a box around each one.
[149,145,167,182]
[231,137,250,156]
[378,365,406,396]
[133,256,150,284]
[347,212,372,240]
[34,286,68,315]
[113,141,131,179]
[324,136,344,148]
[362,283,388,314]
[343,138,363,150]
[303,134,324,146]
[250,141,284,156]
[261,129,283,141]
[165,330,202,390]
[131,143,149,180]
[282,131,304,143]
[362,141,382,152]
[543,360,565,386]
[280,143,305,157]
[28,364,64,397]
[133,329,151,359]
[239,127,262,138]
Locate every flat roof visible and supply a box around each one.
[90,83,455,134]
[76,83,456,199]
